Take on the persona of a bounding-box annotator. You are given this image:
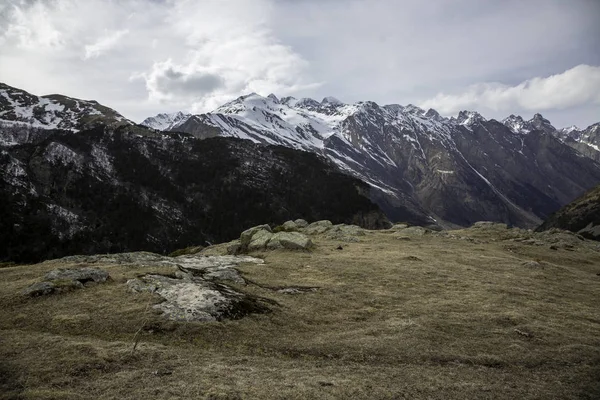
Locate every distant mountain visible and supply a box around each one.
[143,93,600,228]
[0,82,132,133]
[501,113,600,163]
[141,111,191,131]
[536,184,600,240]
[0,124,388,262]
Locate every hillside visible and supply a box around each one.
[1,223,599,399]
[0,124,388,263]
[537,184,600,240]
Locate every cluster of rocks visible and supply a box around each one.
[213,219,371,254]
[22,267,110,297]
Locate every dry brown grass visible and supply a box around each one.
[1,228,600,399]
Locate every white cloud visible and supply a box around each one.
[84,30,129,60]
[2,2,63,48]
[134,0,319,112]
[420,65,600,115]
[0,0,598,127]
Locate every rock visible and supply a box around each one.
[399,226,429,236]
[472,221,508,230]
[282,220,298,231]
[304,220,333,235]
[325,224,366,242]
[226,240,242,255]
[126,273,270,322]
[22,281,56,297]
[294,219,309,228]
[390,223,409,231]
[267,232,313,250]
[247,229,274,251]
[174,255,264,284]
[240,224,272,248]
[44,267,110,284]
[522,261,542,268]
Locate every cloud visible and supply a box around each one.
[133,0,320,112]
[0,0,598,127]
[420,65,600,115]
[1,1,63,48]
[140,59,225,100]
[84,30,129,59]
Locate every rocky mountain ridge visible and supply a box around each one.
[536,184,600,240]
[142,93,600,228]
[0,83,132,135]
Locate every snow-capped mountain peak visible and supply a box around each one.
[140,111,191,131]
[502,114,530,134]
[0,82,132,131]
[455,110,486,126]
[321,96,344,106]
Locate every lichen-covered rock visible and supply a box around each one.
[294,219,309,228]
[44,267,110,284]
[397,226,429,236]
[127,272,270,322]
[174,255,264,284]
[282,220,298,232]
[304,220,333,235]
[240,225,272,248]
[22,281,57,297]
[267,232,313,250]
[247,229,274,251]
[325,224,366,242]
[472,221,508,230]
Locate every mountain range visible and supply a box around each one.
[2,81,600,262]
[140,93,600,228]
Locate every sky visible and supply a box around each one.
[0,0,599,128]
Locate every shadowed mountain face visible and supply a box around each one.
[145,94,600,228]
[536,184,600,240]
[0,125,388,263]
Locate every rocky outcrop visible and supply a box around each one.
[304,220,334,235]
[22,267,110,296]
[536,184,600,241]
[239,225,313,252]
[127,272,270,322]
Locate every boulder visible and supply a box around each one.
[240,224,272,248]
[294,219,309,228]
[325,224,366,242]
[44,267,110,284]
[472,221,508,230]
[127,274,270,322]
[304,220,333,235]
[281,220,299,232]
[174,255,264,284]
[22,281,56,297]
[247,229,274,251]
[267,232,313,250]
[399,226,429,236]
